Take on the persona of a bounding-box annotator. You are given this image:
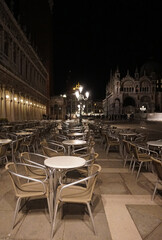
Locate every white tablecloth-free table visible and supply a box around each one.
[147,140,162,159]
[62,139,87,155]
[0,139,12,145]
[44,156,86,220]
[67,132,86,139]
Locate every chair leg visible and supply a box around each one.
[131,160,136,173]
[12,197,21,229]
[136,162,143,180]
[106,145,110,155]
[47,197,52,223]
[51,201,59,239]
[123,155,127,167]
[5,156,8,164]
[129,156,133,170]
[87,202,96,235]
[152,182,158,200]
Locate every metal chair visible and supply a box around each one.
[11,138,24,162]
[40,140,65,157]
[122,140,133,167]
[105,133,120,155]
[21,152,47,179]
[0,144,9,165]
[21,134,36,152]
[5,162,52,231]
[151,157,162,200]
[129,143,158,180]
[51,164,101,238]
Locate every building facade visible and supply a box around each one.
[103,64,162,120]
[0,0,49,122]
[50,95,67,120]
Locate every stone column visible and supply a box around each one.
[1,85,6,118]
[11,88,15,122]
[18,92,21,121]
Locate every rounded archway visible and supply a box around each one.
[123,97,136,113]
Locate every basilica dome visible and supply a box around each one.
[140,59,162,79]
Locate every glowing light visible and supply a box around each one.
[85,91,89,98]
[79,85,83,93]
[140,105,146,112]
[75,91,79,99]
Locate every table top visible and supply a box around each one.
[62,139,87,146]
[147,140,162,147]
[24,128,37,132]
[119,132,137,136]
[44,156,86,169]
[0,139,12,145]
[16,132,33,136]
[69,127,83,131]
[67,132,85,137]
[2,125,13,128]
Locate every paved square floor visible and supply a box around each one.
[0,121,162,240]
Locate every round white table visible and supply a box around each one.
[44,156,86,220]
[69,127,83,132]
[44,156,86,169]
[62,139,87,155]
[0,139,12,145]
[16,131,33,136]
[24,128,37,132]
[67,132,86,139]
[147,140,162,148]
[147,140,162,158]
[119,132,137,140]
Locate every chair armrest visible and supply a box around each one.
[43,145,58,153]
[48,141,66,153]
[8,164,47,193]
[71,146,88,154]
[59,171,98,200]
[138,146,158,157]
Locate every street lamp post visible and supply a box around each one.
[140,105,146,127]
[75,85,89,123]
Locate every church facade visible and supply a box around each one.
[103,64,162,120]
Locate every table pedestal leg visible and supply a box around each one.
[67,146,71,155]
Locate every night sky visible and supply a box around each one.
[53,0,162,100]
[6,0,162,100]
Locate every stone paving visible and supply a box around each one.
[0,120,162,240]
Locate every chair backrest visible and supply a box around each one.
[40,141,64,157]
[86,164,101,200]
[21,152,47,177]
[5,162,21,195]
[151,157,162,180]
[0,144,7,158]
[5,162,46,197]
[12,138,24,153]
[129,143,139,161]
[21,152,46,167]
[47,141,66,153]
[123,140,131,155]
